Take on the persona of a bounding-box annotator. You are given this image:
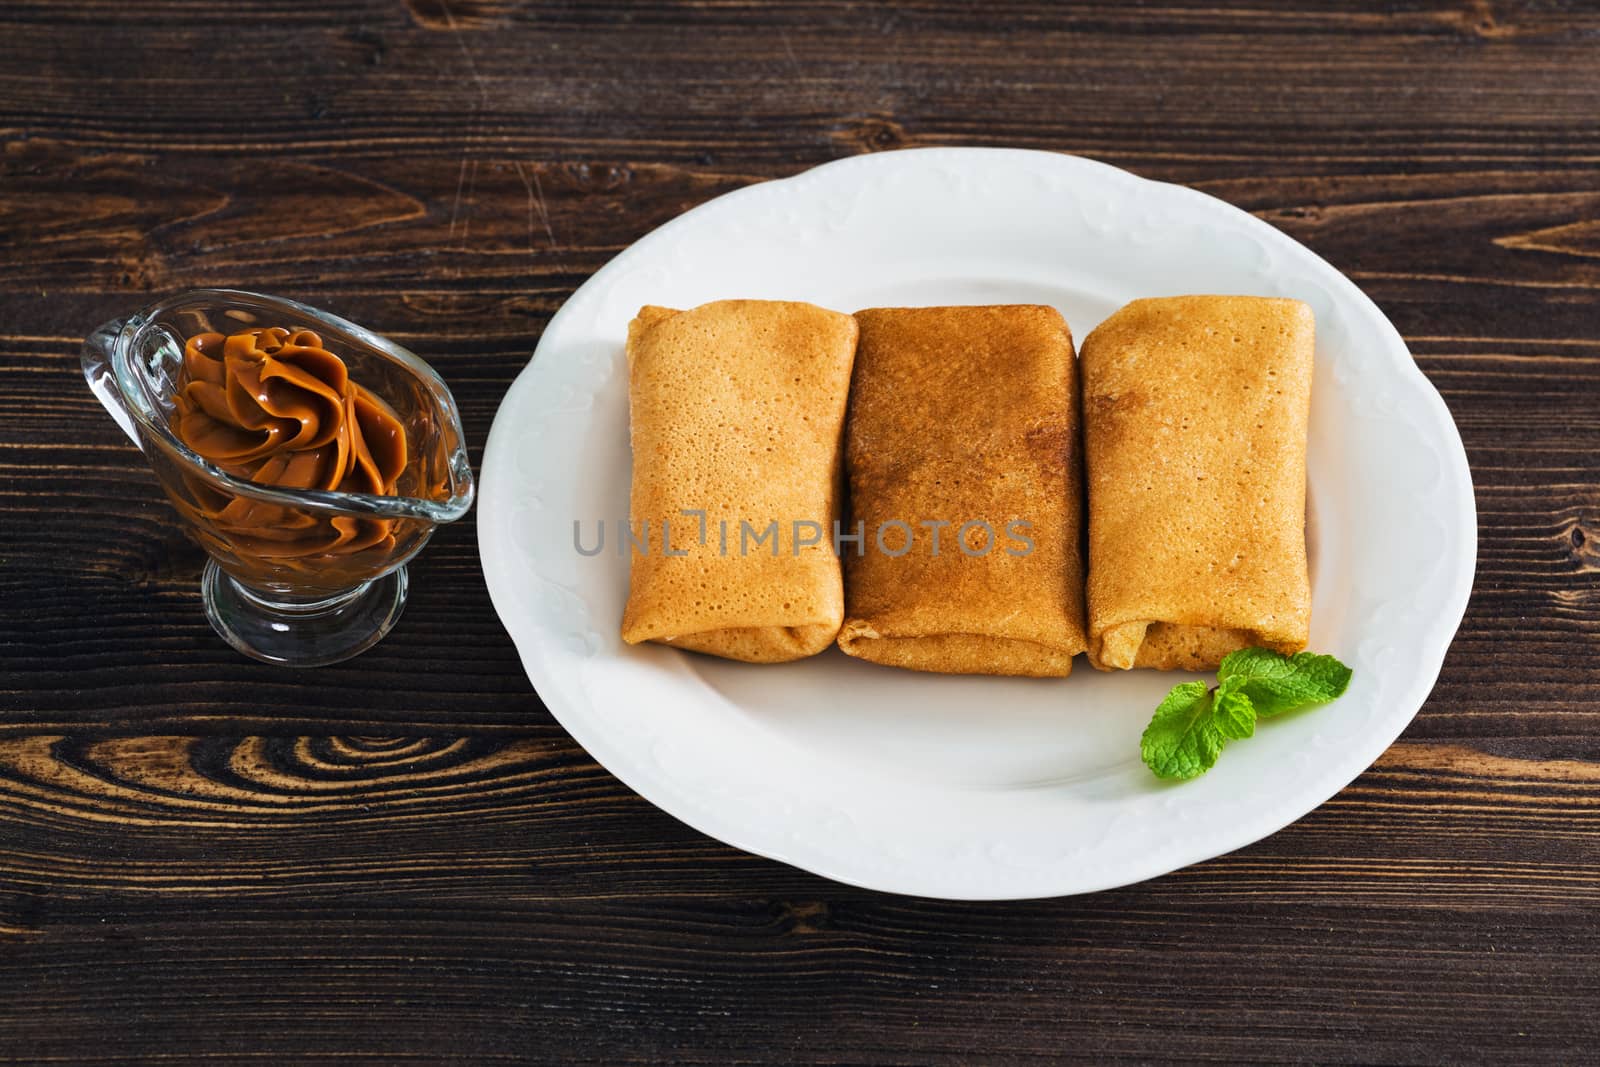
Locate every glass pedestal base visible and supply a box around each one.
[201,560,408,667]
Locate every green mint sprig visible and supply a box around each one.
[1140,648,1353,781]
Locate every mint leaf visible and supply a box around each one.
[1139,647,1353,781]
[1140,681,1227,780]
[1217,648,1352,718]
[1211,683,1256,740]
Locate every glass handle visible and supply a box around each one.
[80,317,143,451]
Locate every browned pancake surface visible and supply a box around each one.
[838,304,1087,677]
[620,299,858,663]
[1081,295,1313,671]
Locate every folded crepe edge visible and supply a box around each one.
[837,618,1081,678]
[1087,618,1308,672]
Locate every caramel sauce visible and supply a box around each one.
[171,327,411,579]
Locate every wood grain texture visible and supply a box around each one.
[2,0,1599,1063]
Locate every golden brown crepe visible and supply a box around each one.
[836,305,1088,676]
[1081,295,1314,671]
[620,299,858,662]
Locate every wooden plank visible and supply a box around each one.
[3,0,1599,1062]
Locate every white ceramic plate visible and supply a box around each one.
[477,148,1475,899]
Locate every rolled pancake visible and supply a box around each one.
[1081,295,1314,671]
[837,305,1087,676]
[620,299,857,663]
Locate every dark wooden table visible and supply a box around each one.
[3,1,1598,1062]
